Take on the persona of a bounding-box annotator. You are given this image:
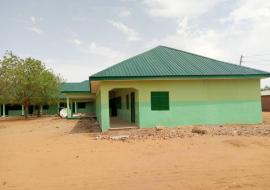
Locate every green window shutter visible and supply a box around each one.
[126,94,129,109]
[151,91,169,111]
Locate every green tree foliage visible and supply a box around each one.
[0,52,63,119]
[0,52,22,104]
[32,68,62,117]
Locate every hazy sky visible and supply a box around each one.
[1,0,270,86]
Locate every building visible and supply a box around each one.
[1,46,270,131]
[90,46,270,131]
[0,80,93,117]
[61,80,95,117]
[261,90,270,112]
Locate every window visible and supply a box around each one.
[8,104,22,110]
[78,102,86,109]
[43,105,49,110]
[60,103,66,108]
[151,91,169,110]
[126,94,129,109]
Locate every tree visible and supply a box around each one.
[32,69,62,117]
[1,52,63,119]
[0,52,21,104]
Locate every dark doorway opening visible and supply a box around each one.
[130,92,135,123]
[110,98,117,116]
[29,106,34,114]
[109,97,121,117]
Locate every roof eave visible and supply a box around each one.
[61,91,90,93]
[89,74,270,81]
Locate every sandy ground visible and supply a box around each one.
[1,114,270,190]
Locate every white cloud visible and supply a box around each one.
[143,0,224,19]
[107,20,141,41]
[27,26,43,34]
[118,10,131,17]
[37,42,126,81]
[83,42,125,60]
[68,39,126,70]
[26,16,43,34]
[225,0,270,23]
[71,16,86,22]
[38,57,91,82]
[176,17,189,34]
[30,16,36,23]
[69,38,82,46]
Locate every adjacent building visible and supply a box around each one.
[261,90,270,112]
[0,80,93,117]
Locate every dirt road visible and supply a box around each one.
[1,114,270,190]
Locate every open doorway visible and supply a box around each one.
[130,92,135,123]
[109,88,138,129]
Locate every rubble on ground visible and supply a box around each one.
[94,124,270,140]
[110,135,129,140]
[191,127,207,135]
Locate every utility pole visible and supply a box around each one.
[239,55,244,65]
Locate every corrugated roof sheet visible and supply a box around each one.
[90,46,270,80]
[61,80,90,93]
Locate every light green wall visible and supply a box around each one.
[42,104,59,115]
[97,86,110,131]
[77,102,95,113]
[2,104,59,116]
[95,91,102,128]
[96,78,262,131]
[8,110,22,116]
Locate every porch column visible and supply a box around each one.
[70,100,73,117]
[57,102,60,114]
[22,105,24,116]
[75,101,78,114]
[100,87,110,131]
[66,97,71,118]
[40,106,43,115]
[2,104,6,117]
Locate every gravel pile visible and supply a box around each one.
[95,124,270,140]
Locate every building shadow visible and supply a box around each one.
[69,117,101,134]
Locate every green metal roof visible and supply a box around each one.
[61,80,90,93]
[90,46,270,80]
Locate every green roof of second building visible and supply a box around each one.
[61,80,90,93]
[90,46,270,80]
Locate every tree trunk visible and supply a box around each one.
[24,104,29,119]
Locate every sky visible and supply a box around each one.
[1,0,270,87]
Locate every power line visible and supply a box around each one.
[246,53,270,57]
[239,55,244,65]
[244,58,270,62]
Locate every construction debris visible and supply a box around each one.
[155,126,166,131]
[94,124,270,141]
[110,135,129,140]
[96,135,129,140]
[191,127,207,135]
